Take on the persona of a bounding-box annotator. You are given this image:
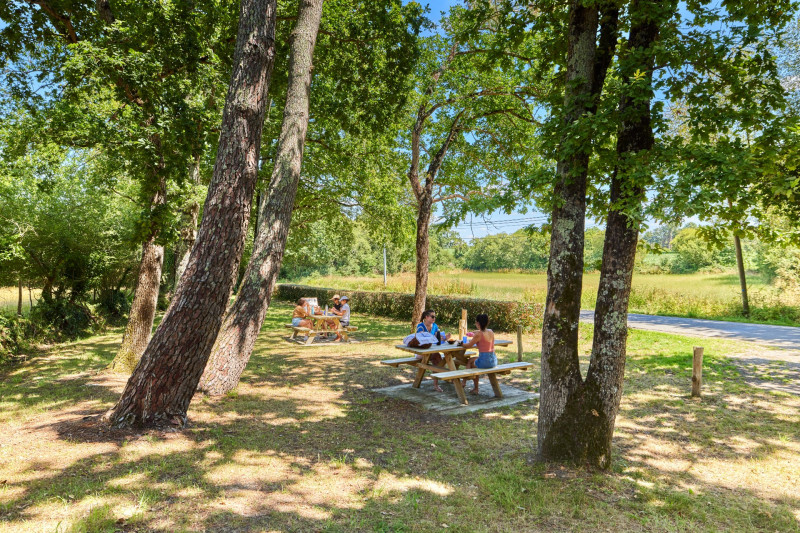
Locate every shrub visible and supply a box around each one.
[0,313,33,361]
[275,284,543,333]
[28,299,98,339]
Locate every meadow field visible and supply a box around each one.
[0,286,40,316]
[296,270,800,326]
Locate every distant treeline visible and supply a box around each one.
[278,222,800,288]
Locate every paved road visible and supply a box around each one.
[579,310,800,351]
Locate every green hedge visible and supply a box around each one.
[275,284,543,333]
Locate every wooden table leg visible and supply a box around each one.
[412,354,429,388]
[304,330,316,345]
[488,373,503,398]
[445,354,469,405]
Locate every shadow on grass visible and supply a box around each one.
[0,304,798,532]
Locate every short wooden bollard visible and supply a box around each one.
[691,346,704,397]
[517,325,523,362]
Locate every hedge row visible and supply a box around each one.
[275,284,543,333]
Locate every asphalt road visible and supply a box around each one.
[579,310,800,351]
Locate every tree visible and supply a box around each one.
[0,1,228,370]
[199,0,427,394]
[198,0,324,395]
[106,0,278,428]
[537,0,618,464]
[404,6,541,326]
[536,0,794,467]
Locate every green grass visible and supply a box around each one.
[296,270,800,326]
[0,304,798,531]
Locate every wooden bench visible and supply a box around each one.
[432,361,533,398]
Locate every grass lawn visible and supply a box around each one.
[296,270,800,326]
[0,302,798,532]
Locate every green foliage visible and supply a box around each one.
[670,228,735,273]
[28,299,98,340]
[275,283,543,332]
[0,312,33,361]
[461,229,549,271]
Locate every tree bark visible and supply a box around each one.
[537,1,617,461]
[109,236,165,373]
[539,0,659,468]
[109,177,167,374]
[106,0,277,428]
[198,0,324,396]
[411,195,433,328]
[733,233,749,316]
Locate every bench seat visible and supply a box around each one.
[380,357,420,367]
[432,361,533,381]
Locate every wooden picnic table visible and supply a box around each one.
[390,339,513,405]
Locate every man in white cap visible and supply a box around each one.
[333,295,351,342]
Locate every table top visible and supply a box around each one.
[310,313,340,319]
[395,338,512,354]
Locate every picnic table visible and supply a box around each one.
[285,313,358,345]
[384,339,526,405]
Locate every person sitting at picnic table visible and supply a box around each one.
[416,309,451,392]
[461,313,496,394]
[333,295,351,342]
[292,298,313,330]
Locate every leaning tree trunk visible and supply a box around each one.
[106,0,277,428]
[109,175,167,373]
[199,0,324,396]
[109,236,165,373]
[538,1,618,461]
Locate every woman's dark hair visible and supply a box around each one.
[296,298,305,306]
[421,309,435,320]
[476,313,489,331]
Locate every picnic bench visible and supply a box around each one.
[381,339,526,405]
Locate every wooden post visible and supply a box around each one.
[459,308,467,338]
[691,346,704,397]
[517,325,523,362]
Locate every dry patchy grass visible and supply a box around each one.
[0,304,798,532]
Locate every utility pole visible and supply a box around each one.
[383,244,387,287]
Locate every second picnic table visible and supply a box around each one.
[387,339,514,405]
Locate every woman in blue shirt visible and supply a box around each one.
[416,309,451,392]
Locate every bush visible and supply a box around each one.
[97,289,130,324]
[275,284,544,333]
[28,299,98,339]
[0,313,33,360]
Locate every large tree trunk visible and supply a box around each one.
[109,236,165,373]
[537,1,617,462]
[198,0,324,396]
[411,195,432,327]
[538,0,659,468]
[106,0,277,428]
